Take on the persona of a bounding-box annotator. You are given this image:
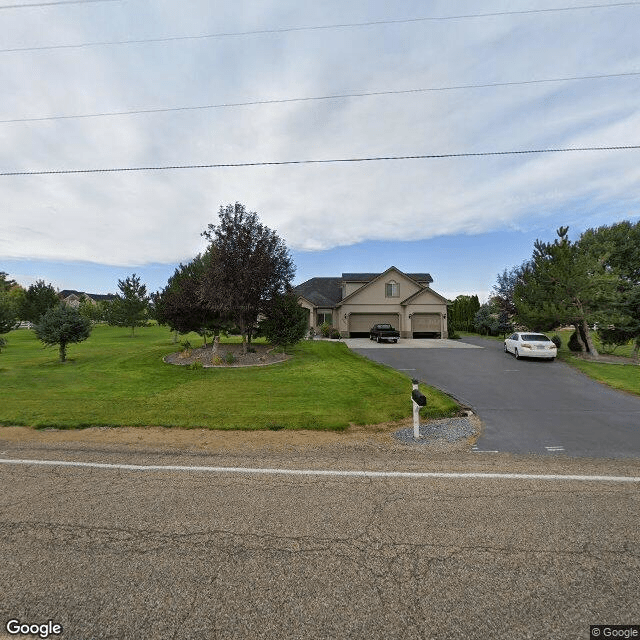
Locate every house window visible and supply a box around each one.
[317,312,332,326]
[385,281,399,298]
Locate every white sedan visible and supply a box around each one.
[504,332,557,361]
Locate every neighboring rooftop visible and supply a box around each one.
[59,289,116,302]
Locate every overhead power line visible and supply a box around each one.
[1,1,638,52]
[2,70,638,124]
[0,0,120,9]
[2,145,639,177]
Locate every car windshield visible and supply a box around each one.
[377,324,392,329]
[522,334,551,342]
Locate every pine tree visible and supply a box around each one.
[106,274,149,336]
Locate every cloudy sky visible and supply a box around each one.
[1,0,639,300]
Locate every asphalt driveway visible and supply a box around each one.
[350,337,640,458]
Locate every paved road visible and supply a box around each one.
[0,442,638,640]
[351,337,640,458]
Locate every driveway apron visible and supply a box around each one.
[350,337,640,458]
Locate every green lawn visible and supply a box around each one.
[0,324,458,430]
[553,329,640,396]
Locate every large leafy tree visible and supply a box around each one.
[201,203,295,354]
[19,280,59,324]
[106,274,149,336]
[34,304,92,362]
[154,253,233,347]
[514,227,618,357]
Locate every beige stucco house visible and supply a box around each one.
[294,266,449,339]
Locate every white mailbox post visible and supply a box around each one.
[411,378,427,439]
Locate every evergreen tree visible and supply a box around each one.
[106,274,149,336]
[514,227,618,357]
[579,220,640,359]
[259,290,309,353]
[34,304,92,362]
[19,280,59,324]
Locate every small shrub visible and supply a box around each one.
[568,331,583,352]
[188,360,204,371]
[224,352,236,364]
[307,327,316,340]
[267,422,284,431]
[181,339,192,352]
[598,327,633,354]
[246,346,256,353]
[320,322,332,338]
[211,355,224,366]
[551,335,562,350]
[330,328,341,339]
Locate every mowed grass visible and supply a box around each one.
[0,324,458,430]
[554,329,640,396]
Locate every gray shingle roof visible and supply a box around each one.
[294,269,434,307]
[341,272,432,283]
[293,277,342,307]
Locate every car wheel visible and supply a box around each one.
[376,336,381,343]
[514,348,520,359]
[393,339,398,344]
[504,343,508,353]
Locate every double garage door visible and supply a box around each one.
[348,313,442,337]
[348,314,399,337]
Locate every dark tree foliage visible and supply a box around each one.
[0,292,19,351]
[473,301,500,336]
[154,253,234,346]
[513,227,619,357]
[201,203,295,354]
[106,274,149,336]
[259,289,309,352]
[491,266,522,322]
[0,292,19,334]
[19,280,59,324]
[0,272,18,292]
[448,295,481,332]
[34,304,92,362]
[496,309,514,338]
[580,220,640,358]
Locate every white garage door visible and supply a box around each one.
[349,313,400,335]
[411,314,441,333]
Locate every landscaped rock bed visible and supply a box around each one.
[164,343,290,367]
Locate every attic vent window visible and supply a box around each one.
[385,281,399,298]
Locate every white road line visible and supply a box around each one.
[0,458,638,483]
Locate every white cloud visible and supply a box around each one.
[1,0,639,265]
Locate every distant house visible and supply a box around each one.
[59,290,116,308]
[294,266,449,338]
